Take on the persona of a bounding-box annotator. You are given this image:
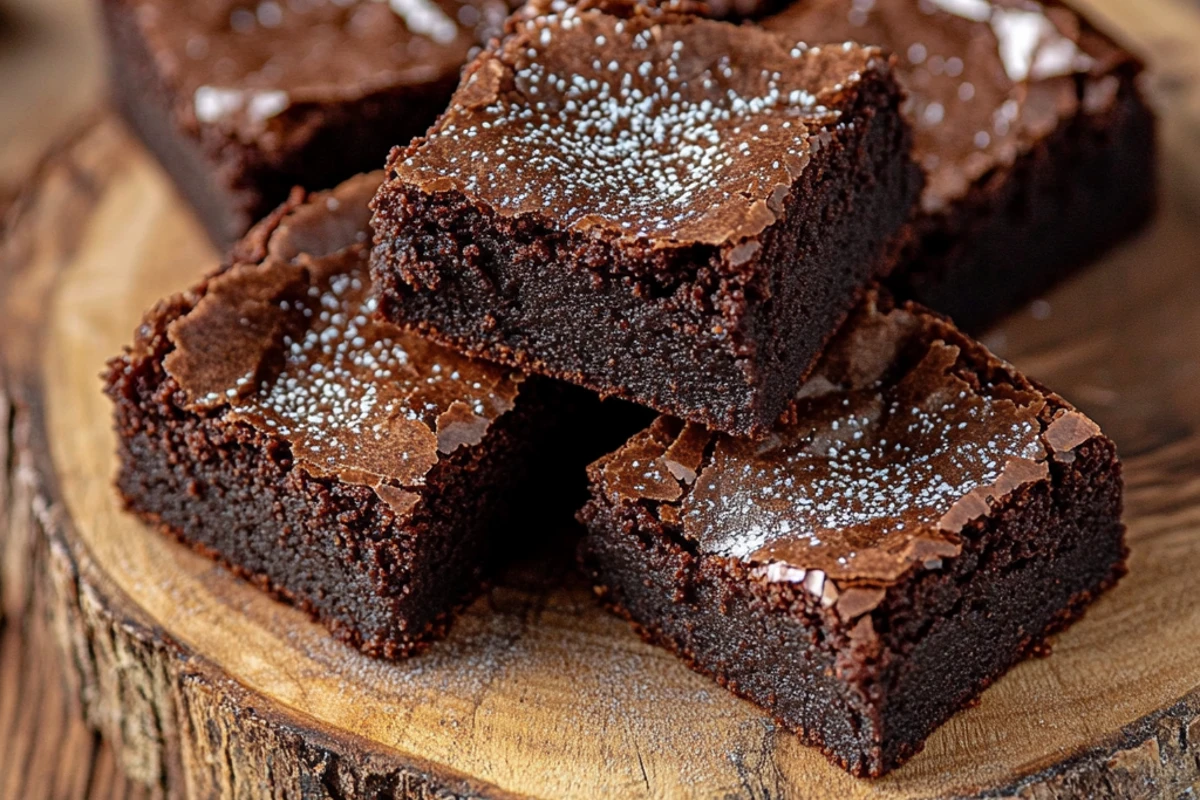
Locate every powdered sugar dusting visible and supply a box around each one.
[398,8,879,242]
[221,262,517,483]
[670,331,1048,581]
[923,0,1093,81]
[386,0,459,44]
[686,387,1042,564]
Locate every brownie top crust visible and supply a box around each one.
[590,291,1107,595]
[155,172,523,512]
[764,0,1139,213]
[127,0,511,135]
[386,2,892,244]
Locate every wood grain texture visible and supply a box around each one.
[3,1,1200,796]
[0,589,151,800]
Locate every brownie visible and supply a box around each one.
[101,0,516,249]
[369,2,923,437]
[579,289,1126,776]
[764,0,1157,331]
[104,173,550,659]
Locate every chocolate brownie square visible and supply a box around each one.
[104,173,547,659]
[370,2,922,437]
[764,0,1157,330]
[579,289,1126,776]
[101,0,514,249]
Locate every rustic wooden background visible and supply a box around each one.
[2,0,1200,797]
[0,3,146,797]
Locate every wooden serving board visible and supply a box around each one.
[4,2,1200,796]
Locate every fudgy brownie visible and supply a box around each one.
[370,2,922,437]
[104,173,547,659]
[102,0,515,248]
[579,289,1126,776]
[764,0,1156,331]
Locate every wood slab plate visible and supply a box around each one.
[3,3,1200,795]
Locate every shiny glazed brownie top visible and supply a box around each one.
[591,292,1106,606]
[159,173,523,515]
[129,0,512,132]
[388,3,892,245]
[764,0,1136,213]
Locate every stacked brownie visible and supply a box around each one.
[369,2,923,435]
[107,0,1144,779]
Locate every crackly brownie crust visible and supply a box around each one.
[763,0,1157,331]
[370,3,922,437]
[101,0,515,249]
[579,290,1126,776]
[105,174,546,659]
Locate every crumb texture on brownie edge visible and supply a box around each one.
[109,171,525,520]
[378,2,892,248]
[586,290,1117,611]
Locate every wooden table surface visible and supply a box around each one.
[0,2,121,796]
[3,0,1200,798]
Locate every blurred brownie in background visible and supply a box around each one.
[764,0,1157,330]
[101,0,513,248]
